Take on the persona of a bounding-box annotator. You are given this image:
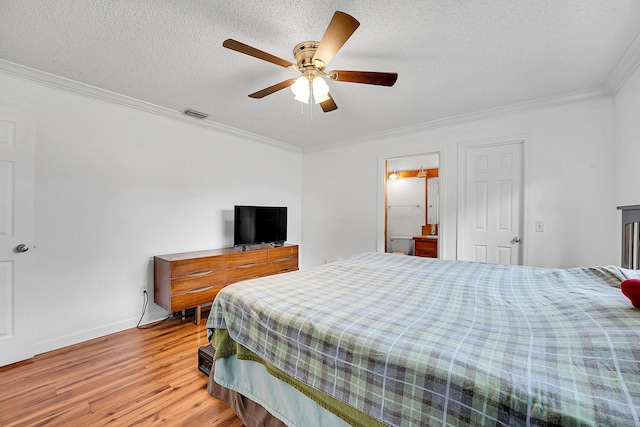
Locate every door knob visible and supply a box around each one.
[511,236,521,244]
[15,244,29,253]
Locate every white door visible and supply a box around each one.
[0,110,35,366]
[459,141,523,265]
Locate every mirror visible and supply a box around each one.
[427,177,440,232]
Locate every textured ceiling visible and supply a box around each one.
[1,0,640,150]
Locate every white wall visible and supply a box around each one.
[0,73,302,354]
[614,65,640,207]
[302,98,618,269]
[613,64,640,266]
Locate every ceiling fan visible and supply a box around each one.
[223,11,398,112]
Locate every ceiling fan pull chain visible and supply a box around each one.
[309,82,314,122]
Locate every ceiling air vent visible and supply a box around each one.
[182,108,209,119]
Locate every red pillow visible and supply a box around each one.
[621,278,640,309]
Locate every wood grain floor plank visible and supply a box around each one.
[0,315,244,427]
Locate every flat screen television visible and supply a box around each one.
[233,205,287,247]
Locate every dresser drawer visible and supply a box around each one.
[227,250,268,268]
[268,245,298,260]
[170,285,222,312]
[227,263,268,284]
[170,256,227,277]
[268,257,298,274]
[170,269,227,294]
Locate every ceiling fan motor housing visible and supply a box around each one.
[293,41,324,74]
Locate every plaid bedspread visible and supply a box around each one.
[207,252,640,426]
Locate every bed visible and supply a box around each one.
[205,252,640,426]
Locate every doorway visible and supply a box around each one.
[383,153,440,256]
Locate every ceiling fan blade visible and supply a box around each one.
[330,70,398,86]
[223,39,294,69]
[248,79,297,98]
[312,12,360,67]
[320,93,338,112]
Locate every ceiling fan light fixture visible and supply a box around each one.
[291,76,310,104]
[311,76,330,104]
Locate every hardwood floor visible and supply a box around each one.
[0,314,244,426]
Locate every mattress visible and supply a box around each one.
[207,252,640,426]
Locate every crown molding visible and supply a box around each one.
[0,58,621,156]
[306,87,613,153]
[0,59,302,154]
[605,30,640,95]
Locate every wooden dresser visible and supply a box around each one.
[413,236,438,258]
[154,244,298,324]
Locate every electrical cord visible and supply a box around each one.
[136,290,170,329]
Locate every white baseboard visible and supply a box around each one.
[34,309,171,356]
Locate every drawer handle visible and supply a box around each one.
[236,263,260,269]
[183,270,215,277]
[187,286,214,293]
